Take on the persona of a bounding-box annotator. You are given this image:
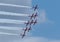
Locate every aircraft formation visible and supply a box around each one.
[20,5,38,38]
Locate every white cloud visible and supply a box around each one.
[12,37,48,42]
[10,37,60,42]
[49,40,60,42]
[38,10,54,24]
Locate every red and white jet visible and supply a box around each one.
[29,13,34,19]
[33,19,37,25]
[30,19,37,25]
[27,26,31,32]
[23,26,31,32]
[23,27,28,33]
[29,13,38,19]
[33,5,38,11]
[33,13,38,19]
[20,33,25,38]
[30,20,34,25]
[24,21,30,26]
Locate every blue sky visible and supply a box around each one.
[32,0,60,40]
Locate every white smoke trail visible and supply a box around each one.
[0,11,29,17]
[0,26,23,30]
[0,32,18,35]
[0,19,27,24]
[0,3,31,8]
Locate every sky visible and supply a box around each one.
[0,0,60,42]
[32,0,60,39]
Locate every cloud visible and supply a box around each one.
[12,37,48,42]
[0,36,60,42]
[38,10,54,24]
[11,37,60,42]
[49,40,60,42]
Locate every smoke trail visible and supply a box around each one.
[0,3,31,8]
[0,32,18,35]
[0,11,29,17]
[0,26,23,30]
[0,19,27,24]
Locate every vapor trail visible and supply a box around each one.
[0,19,27,24]
[0,26,22,30]
[0,11,29,17]
[0,32,18,35]
[0,3,31,8]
